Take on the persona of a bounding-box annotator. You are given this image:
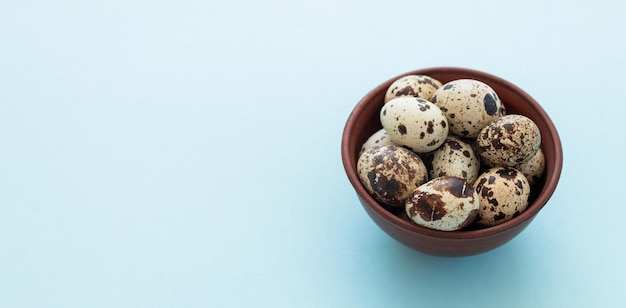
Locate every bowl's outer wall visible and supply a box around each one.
[359,194,535,256]
[342,67,563,257]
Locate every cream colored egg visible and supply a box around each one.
[513,148,545,186]
[431,79,502,138]
[477,114,541,166]
[359,128,395,157]
[423,136,480,184]
[474,167,530,227]
[405,176,479,231]
[500,102,507,116]
[357,145,428,208]
[384,75,443,103]
[380,97,449,153]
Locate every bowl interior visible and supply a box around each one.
[342,67,563,243]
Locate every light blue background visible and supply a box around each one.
[1,0,624,307]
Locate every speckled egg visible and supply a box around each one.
[405,176,479,231]
[500,102,508,116]
[380,97,449,153]
[477,114,541,166]
[474,167,530,227]
[431,79,502,138]
[423,136,480,184]
[359,128,395,157]
[357,145,428,208]
[384,75,443,103]
[513,148,545,186]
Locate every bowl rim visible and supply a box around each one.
[341,66,563,240]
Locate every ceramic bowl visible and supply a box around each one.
[341,67,563,257]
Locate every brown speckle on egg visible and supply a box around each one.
[483,93,499,115]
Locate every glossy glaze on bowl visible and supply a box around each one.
[341,67,563,257]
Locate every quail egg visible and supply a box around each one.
[357,145,428,208]
[384,74,443,103]
[513,148,545,186]
[474,166,530,227]
[477,114,541,166]
[380,97,449,153]
[423,136,480,184]
[431,79,502,138]
[359,128,396,157]
[405,176,479,231]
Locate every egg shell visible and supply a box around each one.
[431,79,502,138]
[405,176,479,231]
[357,145,428,208]
[477,114,541,166]
[513,148,545,186]
[423,136,481,184]
[380,97,449,153]
[359,128,395,157]
[474,167,530,227]
[500,102,508,116]
[384,75,443,103]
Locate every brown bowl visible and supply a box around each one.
[341,67,563,257]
